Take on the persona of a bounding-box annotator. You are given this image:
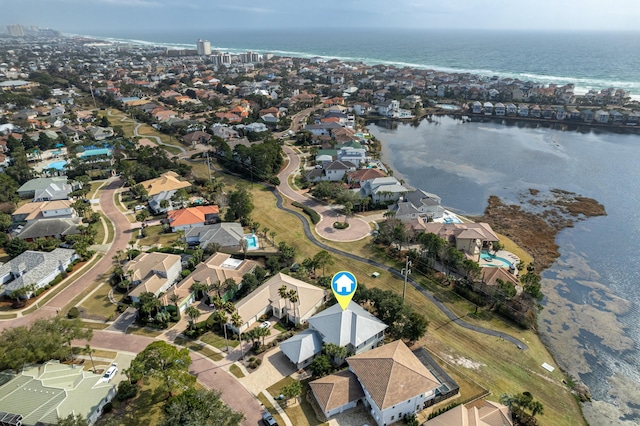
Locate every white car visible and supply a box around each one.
[101,363,118,383]
[259,321,270,329]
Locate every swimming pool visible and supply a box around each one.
[244,235,259,250]
[437,104,460,111]
[48,160,67,171]
[480,251,512,268]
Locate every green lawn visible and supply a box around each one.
[96,378,166,426]
[79,282,120,321]
[127,326,164,338]
[174,337,224,362]
[200,331,239,350]
[257,393,286,426]
[229,364,245,378]
[267,377,323,426]
[137,224,178,247]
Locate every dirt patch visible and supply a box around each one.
[473,189,606,271]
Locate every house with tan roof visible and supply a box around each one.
[166,205,220,232]
[140,171,191,197]
[230,273,327,333]
[11,200,76,223]
[310,341,448,425]
[418,222,499,262]
[424,400,512,426]
[125,252,182,302]
[161,253,257,312]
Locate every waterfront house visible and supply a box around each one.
[471,101,482,114]
[595,110,610,123]
[506,103,517,116]
[494,103,505,116]
[568,108,581,120]
[306,160,356,182]
[483,102,493,115]
[528,105,540,118]
[518,104,529,117]
[542,106,555,119]
[347,168,387,187]
[555,106,567,121]
[389,189,445,222]
[360,177,410,204]
[126,252,182,303]
[419,222,499,263]
[582,109,594,122]
[312,341,442,426]
[626,111,639,125]
[610,110,624,124]
[230,273,326,333]
[0,249,78,298]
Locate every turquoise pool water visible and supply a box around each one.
[480,251,512,268]
[48,160,67,170]
[81,148,112,157]
[437,104,460,111]
[244,235,259,249]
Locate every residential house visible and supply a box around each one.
[494,102,505,116]
[555,107,567,121]
[337,147,368,166]
[377,100,399,117]
[86,126,114,141]
[305,122,343,137]
[425,400,512,426]
[11,200,76,223]
[610,110,624,124]
[182,130,211,146]
[166,205,220,232]
[161,253,257,312]
[140,171,191,213]
[16,217,82,242]
[594,109,610,123]
[353,102,372,116]
[530,105,541,118]
[17,177,71,200]
[211,125,239,140]
[306,160,357,183]
[568,108,582,120]
[281,301,387,369]
[517,104,529,117]
[308,370,365,419]
[184,222,245,250]
[312,341,442,426]
[471,101,482,114]
[126,252,182,302]
[419,222,499,262]
[230,273,326,333]
[625,111,639,125]
[483,102,493,115]
[0,249,78,297]
[0,361,117,426]
[505,103,517,116]
[390,189,445,222]
[581,109,594,122]
[347,168,386,187]
[360,177,409,204]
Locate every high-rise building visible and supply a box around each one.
[197,39,211,56]
[7,24,25,37]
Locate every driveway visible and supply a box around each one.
[105,307,137,333]
[240,347,296,395]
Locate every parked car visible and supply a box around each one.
[262,412,277,426]
[259,321,270,329]
[101,363,118,383]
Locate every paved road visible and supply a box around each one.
[89,331,263,426]
[277,145,371,242]
[0,178,133,331]
[269,188,529,350]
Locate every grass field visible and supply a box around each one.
[138,224,178,247]
[127,327,163,338]
[200,331,239,350]
[79,282,120,321]
[96,378,166,426]
[240,182,582,426]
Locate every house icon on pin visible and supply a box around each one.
[333,273,355,296]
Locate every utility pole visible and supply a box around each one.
[401,256,412,301]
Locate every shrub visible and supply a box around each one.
[333,222,349,229]
[67,307,80,319]
[255,358,262,366]
[102,402,113,414]
[292,201,320,224]
[66,265,74,273]
[116,381,139,401]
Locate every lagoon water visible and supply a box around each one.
[372,117,640,425]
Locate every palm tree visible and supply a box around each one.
[278,285,289,319]
[185,306,201,330]
[269,231,276,246]
[231,312,245,359]
[287,290,299,325]
[208,280,222,298]
[83,344,97,373]
[168,293,181,317]
[256,325,270,346]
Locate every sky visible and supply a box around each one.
[2,0,640,34]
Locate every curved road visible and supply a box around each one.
[270,188,528,350]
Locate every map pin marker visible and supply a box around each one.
[331,271,358,311]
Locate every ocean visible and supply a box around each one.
[77,28,640,424]
[79,29,640,97]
